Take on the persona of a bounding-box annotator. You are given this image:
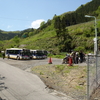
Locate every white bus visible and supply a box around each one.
[30,50,48,59]
[5,48,32,60]
[42,50,48,58]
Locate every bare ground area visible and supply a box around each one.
[90,85,100,100]
[31,64,87,100]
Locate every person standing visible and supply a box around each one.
[75,52,79,64]
[79,51,84,63]
[70,51,76,64]
[2,53,5,59]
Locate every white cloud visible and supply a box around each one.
[31,19,45,29]
[7,25,13,29]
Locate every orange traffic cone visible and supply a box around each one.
[48,57,52,64]
[68,57,73,66]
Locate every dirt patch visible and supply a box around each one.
[31,64,87,100]
[90,85,100,100]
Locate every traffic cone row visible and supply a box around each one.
[48,57,73,66]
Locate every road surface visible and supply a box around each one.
[0,58,74,100]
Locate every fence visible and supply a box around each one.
[87,54,100,100]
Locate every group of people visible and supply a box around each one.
[70,51,85,64]
[62,51,85,64]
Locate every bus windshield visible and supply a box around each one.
[30,50,47,59]
[34,51,43,56]
[21,50,31,56]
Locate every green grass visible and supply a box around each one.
[40,72,44,75]
[75,85,84,90]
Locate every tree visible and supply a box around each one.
[40,21,45,27]
[13,35,20,44]
[22,32,29,38]
[54,16,72,52]
[29,32,33,37]
[54,16,61,37]
[0,41,3,51]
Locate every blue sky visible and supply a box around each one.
[0,0,92,31]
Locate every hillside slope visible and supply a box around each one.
[0,30,20,40]
[2,17,100,54]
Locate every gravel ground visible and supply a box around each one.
[0,57,88,100]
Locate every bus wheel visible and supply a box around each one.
[17,56,20,60]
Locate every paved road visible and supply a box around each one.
[0,60,63,100]
[0,58,75,100]
[0,58,62,71]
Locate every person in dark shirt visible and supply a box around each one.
[79,51,84,63]
[2,53,5,59]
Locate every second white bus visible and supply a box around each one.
[30,50,48,59]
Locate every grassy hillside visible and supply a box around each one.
[2,18,100,54]
[23,20,100,54]
[0,30,20,40]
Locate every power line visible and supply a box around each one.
[0,16,33,21]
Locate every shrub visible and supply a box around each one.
[74,46,85,52]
